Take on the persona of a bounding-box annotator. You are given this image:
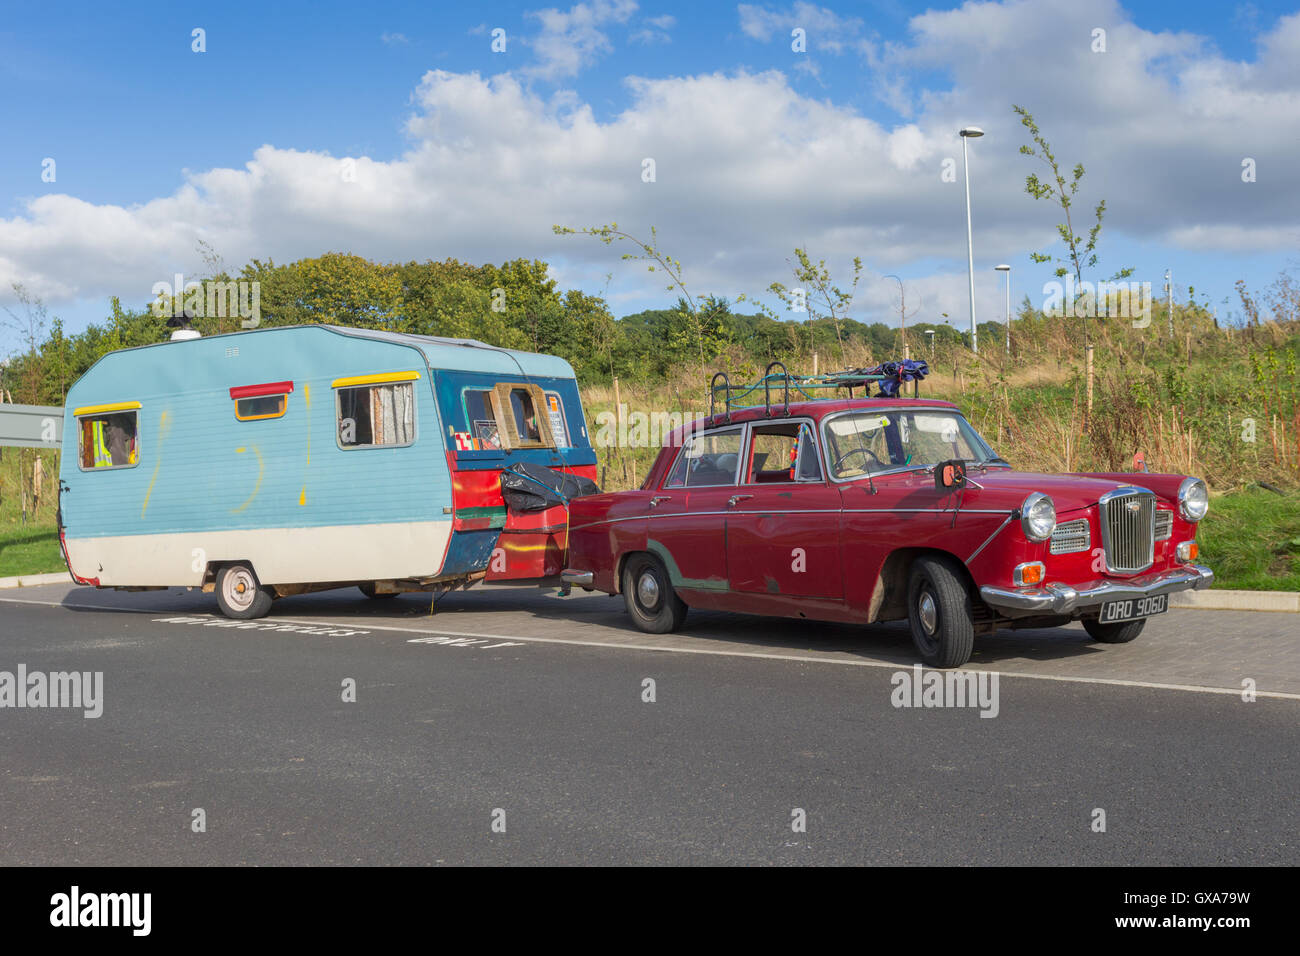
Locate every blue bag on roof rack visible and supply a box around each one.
[865,359,930,398]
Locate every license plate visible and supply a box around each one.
[1098,594,1168,623]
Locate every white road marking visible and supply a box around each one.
[4,595,1298,701]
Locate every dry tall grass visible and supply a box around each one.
[583,310,1300,493]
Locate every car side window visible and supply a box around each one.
[741,421,823,484]
[795,423,823,481]
[666,428,743,488]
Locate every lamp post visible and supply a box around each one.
[924,328,935,360]
[1164,269,1173,338]
[995,264,1011,355]
[960,126,984,354]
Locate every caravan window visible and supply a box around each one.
[75,404,140,470]
[231,380,293,421]
[462,383,556,451]
[236,395,285,420]
[463,389,502,450]
[335,382,416,449]
[543,391,569,448]
[491,383,554,450]
[508,388,542,443]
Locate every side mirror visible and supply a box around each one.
[935,460,967,491]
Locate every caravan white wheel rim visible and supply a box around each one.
[223,568,256,610]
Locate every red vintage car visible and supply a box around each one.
[561,369,1213,667]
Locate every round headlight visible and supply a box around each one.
[1021,492,1057,542]
[1178,477,1209,523]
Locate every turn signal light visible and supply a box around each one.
[1014,562,1045,586]
[1176,541,1198,562]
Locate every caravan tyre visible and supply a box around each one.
[216,563,274,620]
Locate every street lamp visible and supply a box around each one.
[961,125,977,353]
[923,328,936,359]
[995,264,1011,355]
[956,125,982,353]
[1164,268,1173,338]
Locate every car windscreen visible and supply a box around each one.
[823,410,994,480]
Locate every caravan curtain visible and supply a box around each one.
[369,383,413,445]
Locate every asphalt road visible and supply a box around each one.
[0,582,1296,865]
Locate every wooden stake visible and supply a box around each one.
[1085,344,1095,418]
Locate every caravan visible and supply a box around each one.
[58,324,597,617]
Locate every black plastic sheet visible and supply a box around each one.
[499,462,600,513]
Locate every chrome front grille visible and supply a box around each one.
[1154,510,1172,541]
[1099,488,1156,574]
[1049,518,1091,555]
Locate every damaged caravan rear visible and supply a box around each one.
[58,324,598,617]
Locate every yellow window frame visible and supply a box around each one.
[234,394,288,421]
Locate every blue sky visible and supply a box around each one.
[2,0,1298,350]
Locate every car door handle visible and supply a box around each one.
[727,494,754,508]
[650,495,672,507]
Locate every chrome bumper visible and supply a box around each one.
[561,569,594,588]
[979,565,1214,618]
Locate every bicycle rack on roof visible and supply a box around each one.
[709,364,892,420]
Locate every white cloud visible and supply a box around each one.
[630,13,676,45]
[0,0,1297,334]
[738,2,871,55]
[380,32,410,46]
[525,0,638,80]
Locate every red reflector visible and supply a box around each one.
[229,380,294,400]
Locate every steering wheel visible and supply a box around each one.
[833,446,883,472]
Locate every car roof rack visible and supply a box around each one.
[709,361,890,423]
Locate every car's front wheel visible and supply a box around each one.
[1083,617,1146,644]
[622,553,688,634]
[906,556,975,668]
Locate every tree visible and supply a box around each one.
[1013,105,1132,345]
[760,248,863,365]
[554,223,721,367]
[1,283,51,404]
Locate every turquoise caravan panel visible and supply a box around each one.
[59,326,457,587]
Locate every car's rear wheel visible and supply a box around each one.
[906,556,975,668]
[1083,617,1146,644]
[215,563,274,620]
[622,553,688,634]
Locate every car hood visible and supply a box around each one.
[963,469,1150,514]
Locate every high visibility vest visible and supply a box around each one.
[91,420,113,468]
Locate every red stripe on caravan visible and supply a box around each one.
[229,380,294,400]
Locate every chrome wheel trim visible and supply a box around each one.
[222,567,256,611]
[918,590,938,635]
[636,570,661,610]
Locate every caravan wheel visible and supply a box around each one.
[216,563,274,619]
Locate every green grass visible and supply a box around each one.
[1198,488,1300,591]
[0,449,62,578]
[0,525,62,578]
